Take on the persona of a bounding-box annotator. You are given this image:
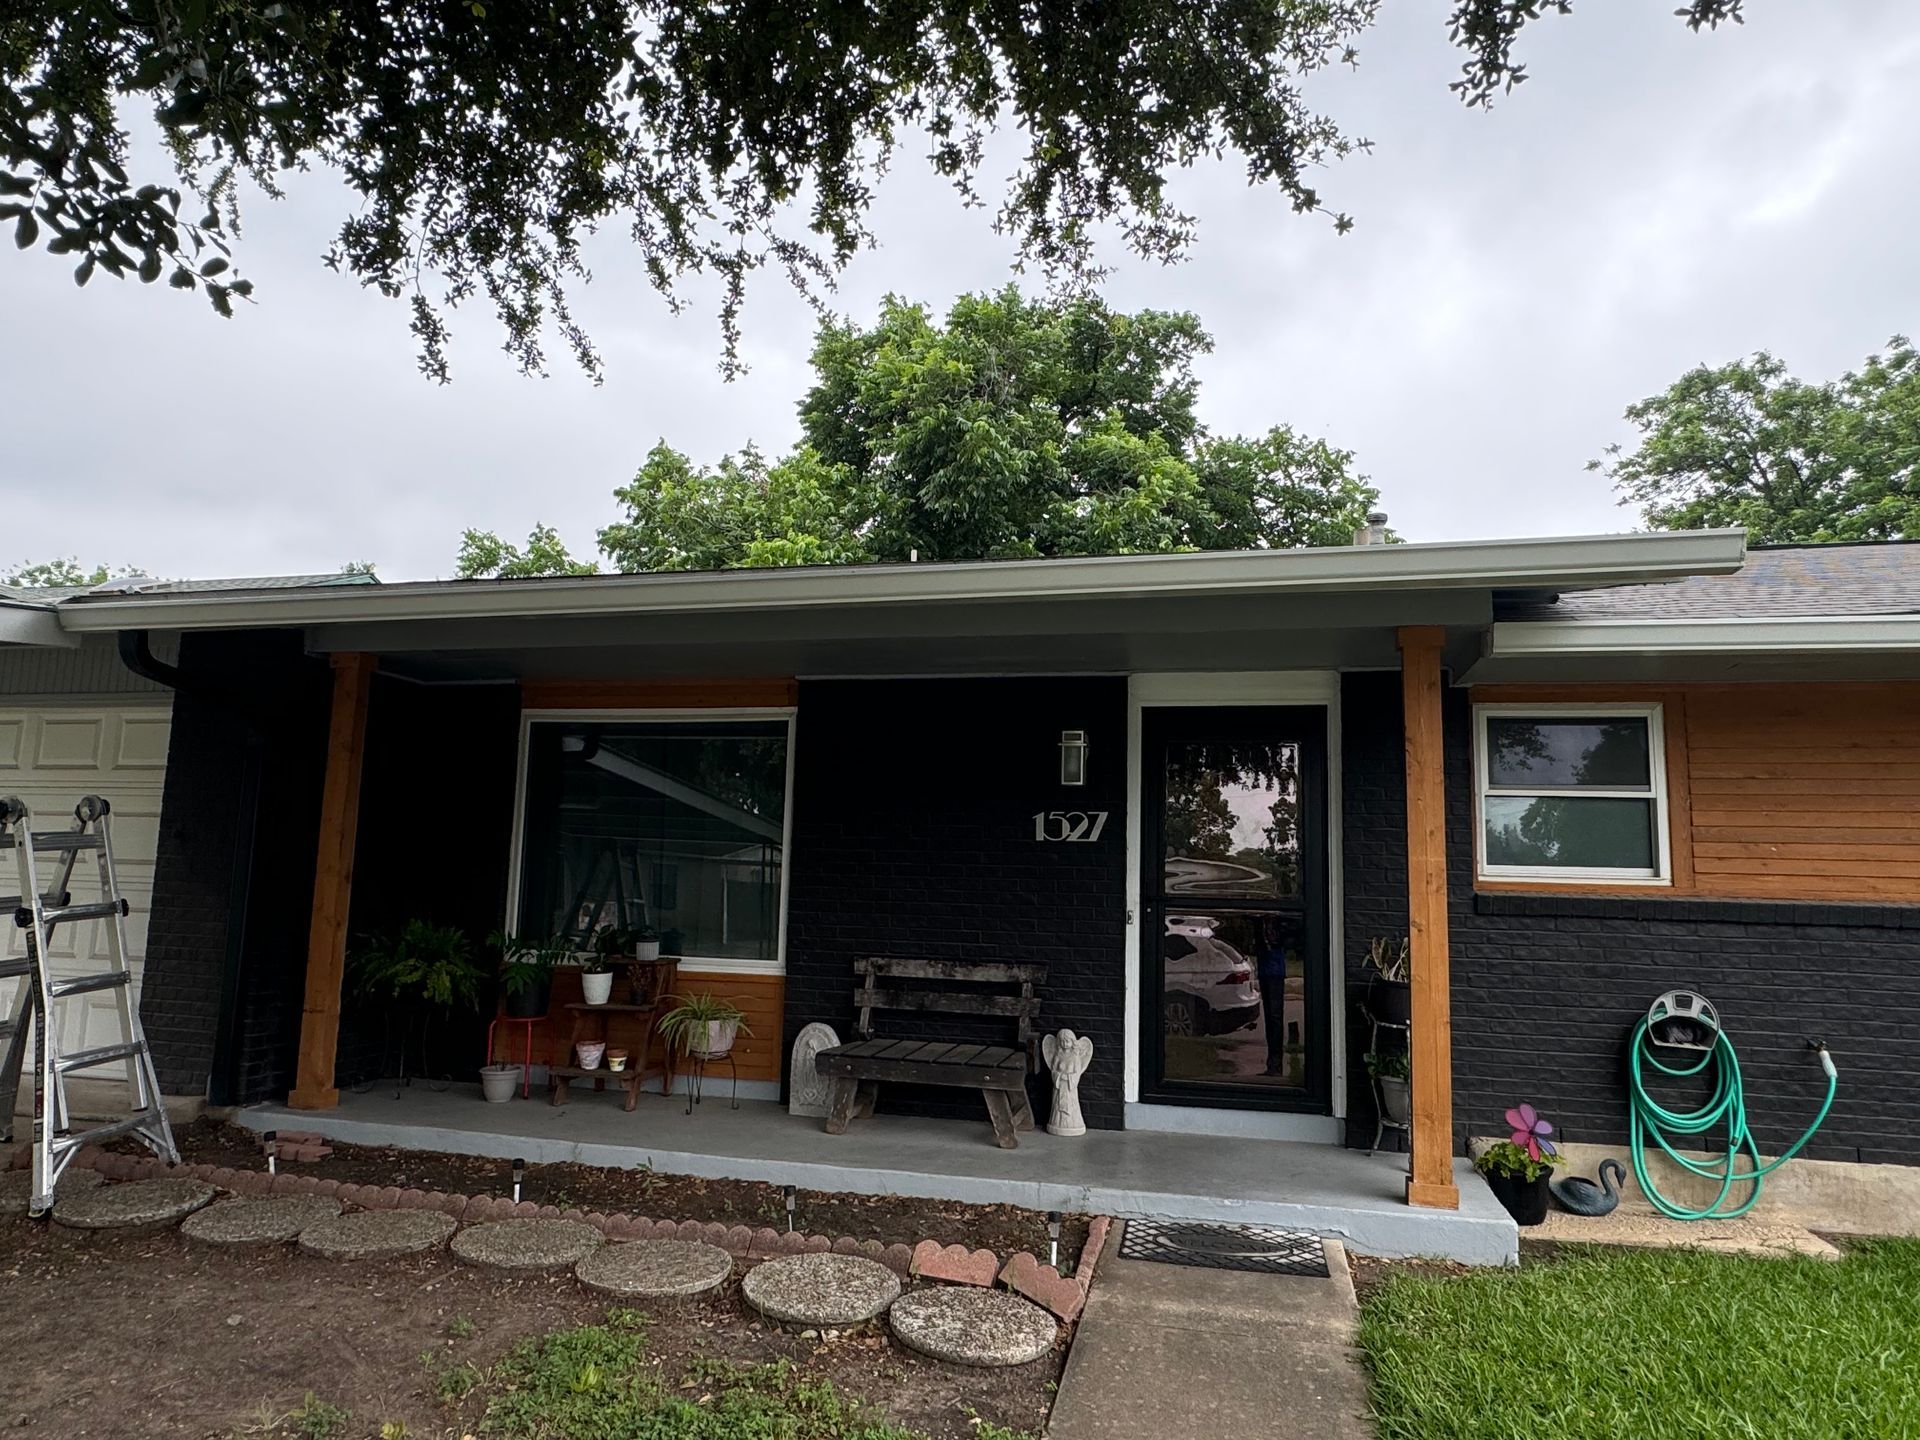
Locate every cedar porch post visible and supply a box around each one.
[287,653,377,1110]
[1398,626,1461,1210]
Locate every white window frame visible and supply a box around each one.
[503,707,797,976]
[1473,702,1671,886]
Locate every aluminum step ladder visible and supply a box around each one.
[0,794,177,1215]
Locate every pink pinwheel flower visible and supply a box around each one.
[1505,1103,1557,1162]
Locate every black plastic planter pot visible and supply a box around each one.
[1367,975,1412,1027]
[503,979,551,1020]
[1485,1170,1554,1226]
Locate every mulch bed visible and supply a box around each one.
[137,1117,1091,1268]
[0,1209,1060,1439]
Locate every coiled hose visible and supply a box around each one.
[1626,1017,1839,1221]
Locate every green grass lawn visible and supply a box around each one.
[1359,1240,1920,1440]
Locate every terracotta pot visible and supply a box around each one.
[606,1048,629,1072]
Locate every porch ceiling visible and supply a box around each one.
[305,588,1496,681]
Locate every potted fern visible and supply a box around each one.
[657,993,750,1059]
[493,932,567,1019]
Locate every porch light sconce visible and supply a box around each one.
[512,1157,526,1204]
[1059,730,1088,787]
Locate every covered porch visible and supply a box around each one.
[240,1083,1516,1263]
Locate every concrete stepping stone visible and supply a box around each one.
[52,1177,215,1231]
[298,1208,457,1261]
[451,1218,603,1272]
[1,1165,104,1212]
[889,1287,1058,1367]
[742,1251,901,1328]
[576,1239,733,1300]
[180,1194,343,1246]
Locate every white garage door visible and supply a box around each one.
[0,704,172,1057]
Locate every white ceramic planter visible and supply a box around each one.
[581,970,615,1005]
[479,1064,519,1103]
[691,1018,738,1057]
[632,939,662,962]
[1379,1075,1412,1124]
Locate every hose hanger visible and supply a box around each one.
[1646,990,1721,1053]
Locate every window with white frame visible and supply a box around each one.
[1474,704,1669,883]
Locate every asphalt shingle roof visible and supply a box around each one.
[1501,542,1920,622]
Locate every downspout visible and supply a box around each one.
[117,630,263,1108]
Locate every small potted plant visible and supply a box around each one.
[1364,1050,1411,1124]
[1363,935,1411,1027]
[494,932,565,1019]
[580,954,616,1006]
[479,1063,520,1103]
[1475,1103,1558,1226]
[657,993,751,1059]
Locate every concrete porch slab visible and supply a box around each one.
[239,1087,1516,1264]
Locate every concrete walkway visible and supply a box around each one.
[1048,1227,1372,1439]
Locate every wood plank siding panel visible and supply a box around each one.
[1472,682,1920,903]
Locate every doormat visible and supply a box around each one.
[1117,1219,1330,1276]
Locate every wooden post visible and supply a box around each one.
[1398,627,1461,1210]
[287,653,377,1110]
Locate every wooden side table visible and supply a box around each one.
[549,1002,669,1109]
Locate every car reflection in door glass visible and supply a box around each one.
[1161,912,1305,1088]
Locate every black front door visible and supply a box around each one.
[1140,705,1329,1111]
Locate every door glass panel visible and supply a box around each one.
[1160,740,1302,899]
[1159,910,1307,1090]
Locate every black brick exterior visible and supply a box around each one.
[783,677,1128,1129]
[1341,671,1920,1166]
[335,678,522,1087]
[142,632,331,1102]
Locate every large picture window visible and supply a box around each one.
[513,717,791,967]
[1474,704,1669,883]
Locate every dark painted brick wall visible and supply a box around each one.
[142,631,330,1101]
[335,679,522,1087]
[1341,671,1920,1165]
[783,677,1128,1129]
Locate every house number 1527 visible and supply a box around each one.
[1033,810,1110,842]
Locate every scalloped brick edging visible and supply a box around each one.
[53,1144,1105,1308]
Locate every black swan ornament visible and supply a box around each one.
[1551,1158,1627,1217]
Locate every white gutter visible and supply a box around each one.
[1489,614,1920,657]
[47,530,1747,635]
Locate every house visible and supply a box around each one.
[4,532,1917,1254]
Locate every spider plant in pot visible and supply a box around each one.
[493,932,567,1019]
[1475,1104,1558,1226]
[1363,935,1411,1027]
[657,993,751,1059]
[1364,1050,1412,1124]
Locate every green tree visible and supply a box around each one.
[455,523,595,579]
[3,558,134,587]
[1594,337,1920,542]
[504,289,1387,573]
[1,2,1743,379]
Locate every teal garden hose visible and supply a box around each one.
[1626,1015,1839,1221]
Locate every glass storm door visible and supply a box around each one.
[1140,706,1329,1110]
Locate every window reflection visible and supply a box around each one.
[1161,740,1301,898]
[1160,911,1306,1089]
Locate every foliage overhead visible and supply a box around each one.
[3,1,1742,379]
[1594,336,1920,542]
[458,290,1388,576]
[3,557,136,587]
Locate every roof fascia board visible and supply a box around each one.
[0,603,79,649]
[1490,614,1920,657]
[49,530,1747,635]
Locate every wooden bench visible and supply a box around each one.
[815,956,1046,1149]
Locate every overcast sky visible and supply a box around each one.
[4,4,1916,582]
